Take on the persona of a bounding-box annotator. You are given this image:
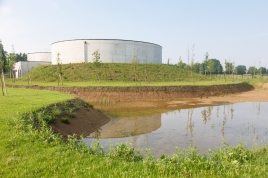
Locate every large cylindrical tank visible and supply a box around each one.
[27,52,51,62]
[51,39,162,64]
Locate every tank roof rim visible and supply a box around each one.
[28,52,51,54]
[51,39,162,47]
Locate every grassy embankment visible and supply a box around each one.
[1,88,268,177]
[8,63,268,87]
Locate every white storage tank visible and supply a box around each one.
[27,52,51,62]
[51,39,162,64]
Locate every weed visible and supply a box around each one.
[61,117,70,124]
[52,108,62,116]
[108,142,142,162]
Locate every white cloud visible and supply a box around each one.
[0,6,11,14]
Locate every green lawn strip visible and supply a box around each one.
[1,88,268,177]
[6,79,251,87]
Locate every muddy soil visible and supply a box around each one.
[49,100,110,139]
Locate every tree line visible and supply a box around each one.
[0,40,27,73]
[176,52,267,76]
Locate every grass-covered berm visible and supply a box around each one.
[1,88,268,177]
[8,62,268,88]
[21,63,208,82]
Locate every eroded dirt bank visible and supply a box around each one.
[45,99,111,139]
[10,82,253,102]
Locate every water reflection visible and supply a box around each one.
[87,115,161,138]
[84,102,268,156]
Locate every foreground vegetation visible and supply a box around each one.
[1,88,268,177]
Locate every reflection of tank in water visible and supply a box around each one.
[87,114,161,138]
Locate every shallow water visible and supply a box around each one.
[84,102,268,156]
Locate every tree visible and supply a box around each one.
[56,53,63,85]
[92,50,101,67]
[225,60,234,75]
[259,67,267,77]
[216,60,223,75]
[207,59,222,74]
[0,41,7,96]
[177,56,187,69]
[7,45,16,81]
[193,63,201,74]
[200,58,222,75]
[92,50,102,82]
[207,59,215,80]
[27,61,32,85]
[190,44,195,82]
[248,66,257,78]
[0,40,7,72]
[132,53,139,82]
[15,53,27,62]
[248,66,256,75]
[203,52,209,75]
[235,65,246,75]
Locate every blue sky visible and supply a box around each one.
[0,0,267,69]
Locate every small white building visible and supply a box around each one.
[13,52,51,78]
[13,61,51,78]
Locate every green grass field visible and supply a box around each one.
[1,88,268,177]
[7,80,246,87]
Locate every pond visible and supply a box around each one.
[84,102,268,156]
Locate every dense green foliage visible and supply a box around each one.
[202,59,223,75]
[259,67,267,75]
[14,53,27,62]
[1,88,268,177]
[225,60,235,74]
[0,41,27,74]
[0,40,7,71]
[248,66,257,75]
[235,65,247,74]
